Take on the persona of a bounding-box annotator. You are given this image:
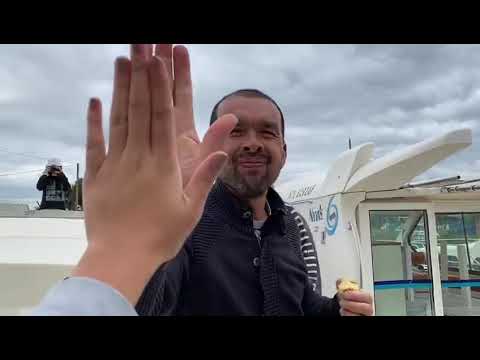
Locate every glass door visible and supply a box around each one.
[369,210,434,315]
[359,202,443,316]
[436,212,480,316]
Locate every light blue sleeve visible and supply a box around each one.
[30,277,138,316]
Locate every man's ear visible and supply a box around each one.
[282,143,287,166]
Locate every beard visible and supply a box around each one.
[219,150,278,199]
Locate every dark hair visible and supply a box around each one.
[209,89,285,138]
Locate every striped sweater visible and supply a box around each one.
[136,181,340,316]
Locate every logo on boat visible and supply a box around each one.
[326,196,338,236]
[309,205,323,223]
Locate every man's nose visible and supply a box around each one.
[242,132,263,153]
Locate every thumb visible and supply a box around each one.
[184,151,228,213]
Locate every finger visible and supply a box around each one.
[155,44,173,88]
[200,114,238,157]
[150,56,175,157]
[340,299,374,316]
[86,98,106,178]
[130,44,151,62]
[127,44,152,152]
[342,291,373,304]
[184,151,228,215]
[173,45,195,134]
[146,44,153,61]
[340,308,361,316]
[108,57,131,159]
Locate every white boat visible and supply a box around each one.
[0,128,478,316]
[276,128,480,316]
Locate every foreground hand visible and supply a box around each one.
[338,290,374,316]
[71,44,237,305]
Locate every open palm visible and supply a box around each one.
[153,44,235,185]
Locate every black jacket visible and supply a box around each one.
[36,173,71,210]
[136,181,340,316]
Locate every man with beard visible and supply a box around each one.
[136,45,373,317]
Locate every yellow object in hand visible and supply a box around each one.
[336,278,360,293]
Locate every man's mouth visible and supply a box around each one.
[237,157,268,169]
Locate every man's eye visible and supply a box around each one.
[263,130,277,137]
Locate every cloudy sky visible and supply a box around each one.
[0,44,479,206]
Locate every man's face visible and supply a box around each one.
[216,95,286,199]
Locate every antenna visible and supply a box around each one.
[348,137,352,150]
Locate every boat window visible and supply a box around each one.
[370,210,434,316]
[436,212,480,316]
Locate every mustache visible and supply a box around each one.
[232,152,271,164]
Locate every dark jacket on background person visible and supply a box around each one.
[36,173,71,210]
[136,180,340,316]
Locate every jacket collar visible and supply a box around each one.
[206,180,287,232]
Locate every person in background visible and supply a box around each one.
[36,158,71,210]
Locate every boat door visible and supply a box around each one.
[359,202,444,316]
[360,201,480,316]
[433,202,480,316]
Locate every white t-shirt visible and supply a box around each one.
[253,219,266,241]
[252,200,271,246]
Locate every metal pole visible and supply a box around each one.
[76,163,79,210]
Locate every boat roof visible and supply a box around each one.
[277,128,475,202]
